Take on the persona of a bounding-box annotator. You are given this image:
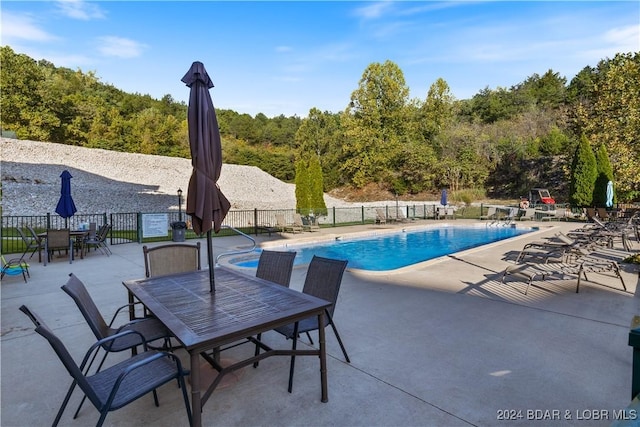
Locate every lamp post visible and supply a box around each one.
[177,188,183,221]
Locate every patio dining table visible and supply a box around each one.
[123,267,331,427]
[38,229,89,265]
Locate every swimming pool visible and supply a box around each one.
[231,225,534,271]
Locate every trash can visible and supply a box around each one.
[630,315,640,399]
[171,221,186,242]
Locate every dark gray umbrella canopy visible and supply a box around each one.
[182,61,230,291]
[181,61,230,235]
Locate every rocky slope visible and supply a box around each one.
[0,138,361,216]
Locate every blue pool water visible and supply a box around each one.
[233,226,533,271]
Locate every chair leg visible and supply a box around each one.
[305,331,314,345]
[74,349,109,418]
[253,332,262,368]
[287,322,300,393]
[53,380,78,427]
[326,311,350,363]
[178,374,193,427]
[96,410,108,427]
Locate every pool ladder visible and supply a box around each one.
[214,225,257,265]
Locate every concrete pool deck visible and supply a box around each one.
[2,219,639,426]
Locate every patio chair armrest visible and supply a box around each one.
[108,302,146,327]
[79,329,148,371]
[107,351,189,406]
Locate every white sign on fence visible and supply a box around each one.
[142,213,168,238]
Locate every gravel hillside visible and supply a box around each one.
[1,138,358,216]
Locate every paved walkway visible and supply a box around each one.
[2,219,639,426]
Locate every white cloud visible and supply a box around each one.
[276,45,293,53]
[603,24,640,52]
[0,11,57,43]
[96,36,147,58]
[353,1,395,20]
[55,0,106,20]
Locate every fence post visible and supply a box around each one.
[480,203,484,219]
[361,206,364,224]
[254,208,258,236]
[137,212,142,243]
[332,207,336,227]
[46,212,51,229]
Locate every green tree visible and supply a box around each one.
[420,77,455,145]
[569,134,597,207]
[569,53,640,200]
[517,70,567,111]
[593,143,614,207]
[308,157,327,216]
[342,60,411,188]
[294,108,344,189]
[295,159,311,215]
[0,46,59,140]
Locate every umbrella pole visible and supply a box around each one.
[207,230,215,292]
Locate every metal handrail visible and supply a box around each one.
[215,225,257,265]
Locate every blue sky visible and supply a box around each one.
[2,1,638,118]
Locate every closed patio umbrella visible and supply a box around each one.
[182,61,230,292]
[440,189,448,206]
[606,181,614,208]
[55,170,77,227]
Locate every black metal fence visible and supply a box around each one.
[7,202,627,256]
[2,204,452,255]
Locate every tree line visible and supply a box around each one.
[1,46,638,203]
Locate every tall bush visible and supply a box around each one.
[294,160,311,215]
[569,134,597,207]
[593,143,614,207]
[308,157,327,216]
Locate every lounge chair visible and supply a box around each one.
[396,208,410,223]
[275,213,303,233]
[504,238,628,294]
[296,213,320,232]
[1,254,29,282]
[502,257,627,295]
[518,208,537,221]
[436,206,454,220]
[480,206,497,220]
[596,208,611,221]
[540,208,569,221]
[375,208,387,225]
[256,222,279,236]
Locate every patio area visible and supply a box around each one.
[2,220,639,426]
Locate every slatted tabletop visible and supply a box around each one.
[123,267,330,351]
[124,267,331,427]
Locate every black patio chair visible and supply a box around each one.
[19,305,192,427]
[61,273,174,414]
[61,273,172,364]
[17,226,44,262]
[253,250,297,365]
[84,224,112,256]
[45,228,74,264]
[255,249,297,287]
[143,242,201,278]
[274,255,350,393]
